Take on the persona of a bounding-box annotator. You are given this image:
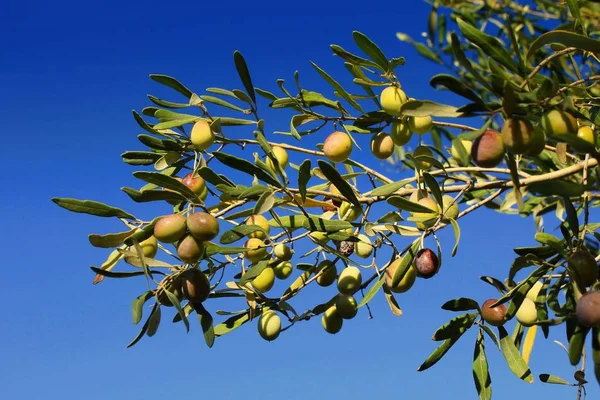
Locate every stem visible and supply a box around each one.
[582,154,591,240]
[432,121,478,131]
[519,47,579,89]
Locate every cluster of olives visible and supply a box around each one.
[256,263,365,340]
[384,248,441,292]
[480,281,542,328]
[381,86,433,142]
[153,211,219,264]
[451,109,596,169]
[316,265,364,334]
[318,85,436,165]
[480,249,599,328]
[162,121,216,204]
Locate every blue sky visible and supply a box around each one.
[1,0,595,399]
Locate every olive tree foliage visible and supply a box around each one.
[53,0,600,397]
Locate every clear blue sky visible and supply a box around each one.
[1,0,595,399]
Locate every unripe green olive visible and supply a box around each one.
[335,295,358,319]
[273,243,293,261]
[337,266,362,295]
[516,298,537,327]
[258,310,281,341]
[380,86,408,116]
[321,306,343,334]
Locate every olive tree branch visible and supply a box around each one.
[519,47,579,90]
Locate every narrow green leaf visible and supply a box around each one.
[153,109,199,121]
[121,151,162,166]
[400,100,464,118]
[147,95,189,109]
[353,31,389,70]
[269,215,307,229]
[89,230,136,248]
[206,87,237,97]
[503,81,515,118]
[213,152,281,187]
[298,160,311,202]
[311,62,363,112]
[218,117,256,126]
[131,291,154,326]
[89,267,162,280]
[442,297,479,312]
[430,74,483,104]
[198,167,235,187]
[214,312,250,336]
[480,276,508,294]
[513,245,556,258]
[172,303,194,323]
[451,138,470,167]
[132,171,199,202]
[330,44,380,69]
[569,323,590,366]
[502,266,548,319]
[126,303,156,348]
[132,110,159,134]
[498,326,534,383]
[302,216,353,233]
[195,303,216,348]
[239,261,269,285]
[121,188,185,204]
[52,198,135,220]
[255,87,278,101]
[563,197,580,239]
[481,325,500,350]
[150,74,193,98]
[449,218,461,257]
[233,51,256,105]
[239,185,270,200]
[391,239,422,287]
[219,225,268,244]
[456,18,519,73]
[397,32,443,64]
[146,304,162,337]
[539,374,572,385]
[527,30,600,59]
[423,173,443,208]
[204,245,248,257]
[317,160,361,209]
[200,95,245,112]
[365,178,412,198]
[165,289,190,332]
[153,117,199,130]
[418,335,463,371]
[534,232,565,255]
[529,180,588,198]
[253,191,276,215]
[154,151,181,171]
[458,118,493,141]
[566,0,582,29]
[388,195,440,213]
[383,286,403,316]
[450,33,494,92]
[232,89,254,105]
[358,273,385,308]
[473,330,492,400]
[433,313,477,341]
